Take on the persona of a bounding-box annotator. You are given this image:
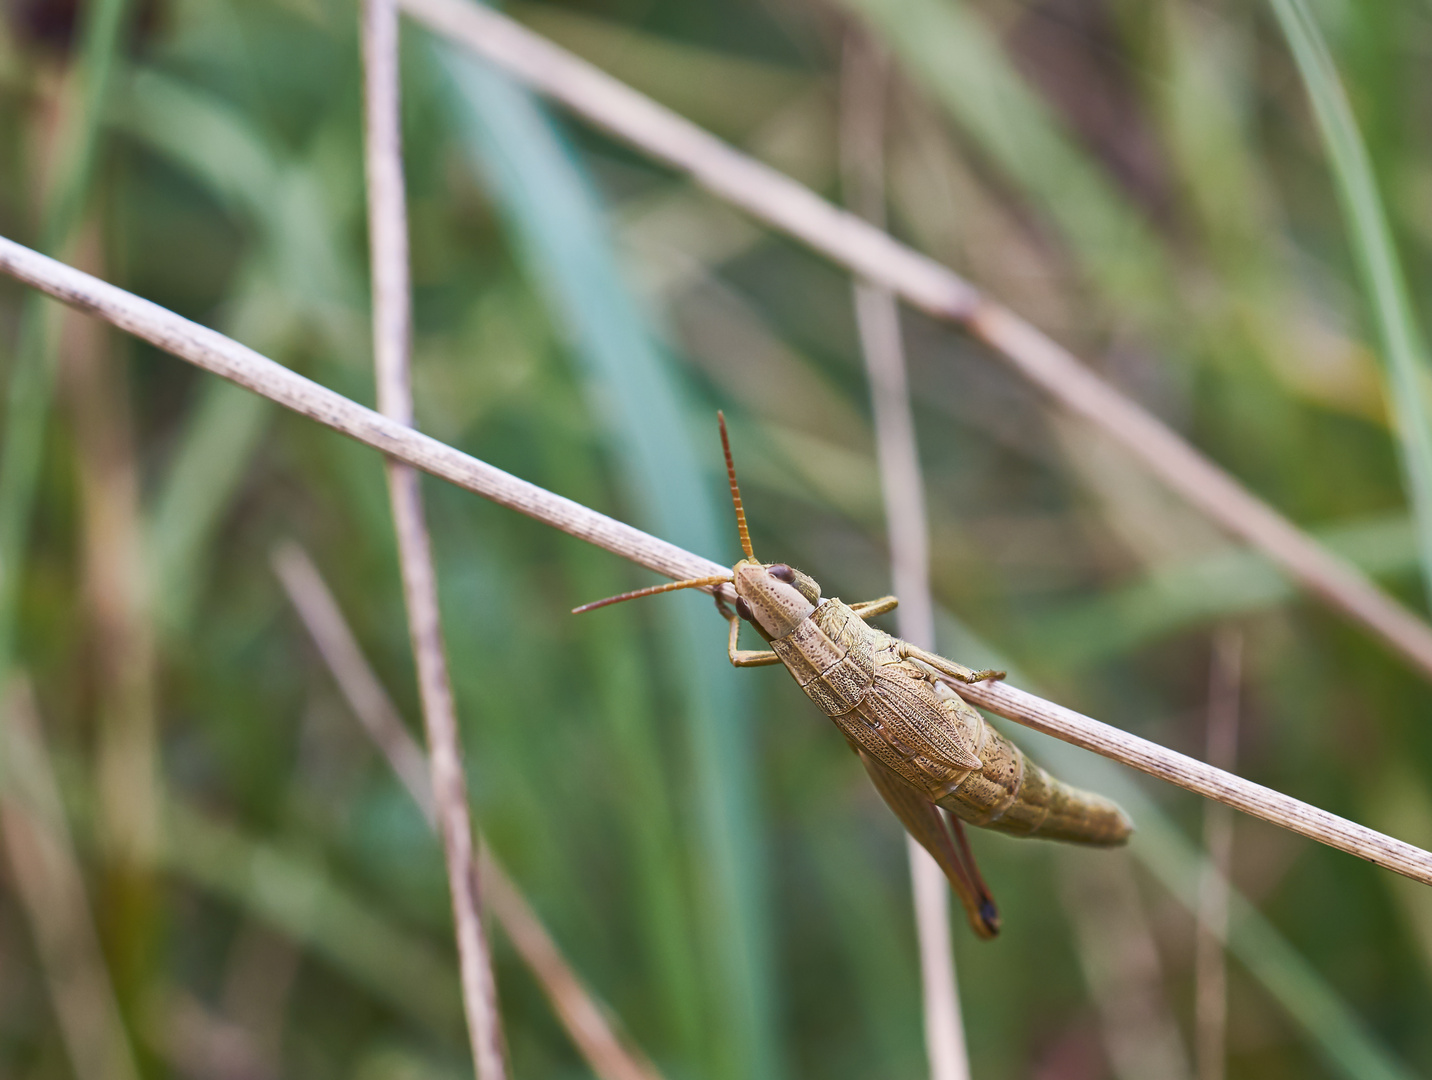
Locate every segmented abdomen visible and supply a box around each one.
[773,599,1132,847]
[938,719,1132,846]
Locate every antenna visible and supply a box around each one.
[573,574,734,614]
[718,411,754,560]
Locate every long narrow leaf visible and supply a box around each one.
[1267,0,1432,610]
[0,0,133,701]
[436,39,780,1080]
[1029,512,1417,668]
[836,0,1169,317]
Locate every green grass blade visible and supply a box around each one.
[118,69,359,313]
[533,431,706,1060]
[37,0,132,252]
[163,798,465,1037]
[0,0,134,696]
[118,68,284,220]
[118,71,370,631]
[837,0,1169,316]
[1267,0,1432,610]
[1130,804,1415,1080]
[1028,512,1417,667]
[147,382,271,633]
[435,39,780,1080]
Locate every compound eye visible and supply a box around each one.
[735,597,754,622]
[768,563,796,584]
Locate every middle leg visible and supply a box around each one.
[899,642,1004,684]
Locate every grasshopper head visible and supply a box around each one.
[732,559,822,641]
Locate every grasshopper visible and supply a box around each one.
[577,414,1132,938]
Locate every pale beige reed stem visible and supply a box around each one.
[396,0,1432,684]
[953,676,1432,885]
[0,234,731,585]
[1196,629,1242,1080]
[273,541,666,1080]
[60,242,161,879]
[361,2,507,1076]
[272,543,434,819]
[480,853,667,1080]
[1,235,1430,884]
[841,31,968,1080]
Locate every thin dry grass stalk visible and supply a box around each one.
[0,239,721,583]
[2,235,1430,885]
[1,679,142,1080]
[273,541,666,1080]
[60,257,161,869]
[58,236,162,1018]
[360,2,506,1075]
[1196,630,1242,1080]
[396,0,1432,685]
[480,854,668,1080]
[952,676,1432,884]
[150,990,276,1080]
[271,543,434,819]
[840,31,968,1080]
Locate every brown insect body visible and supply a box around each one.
[736,563,1132,847]
[576,414,1133,939]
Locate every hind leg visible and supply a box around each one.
[850,595,899,619]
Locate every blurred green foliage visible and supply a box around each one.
[2,0,1432,1078]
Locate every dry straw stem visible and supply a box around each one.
[272,542,434,818]
[273,541,666,1080]
[0,234,726,583]
[480,853,667,1080]
[397,0,1432,684]
[3,238,1432,884]
[360,2,506,1076]
[840,32,968,1080]
[951,675,1432,885]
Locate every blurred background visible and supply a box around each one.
[2,0,1432,1077]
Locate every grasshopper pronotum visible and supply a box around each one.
[577,414,1132,938]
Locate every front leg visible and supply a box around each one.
[898,641,1005,684]
[727,613,783,667]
